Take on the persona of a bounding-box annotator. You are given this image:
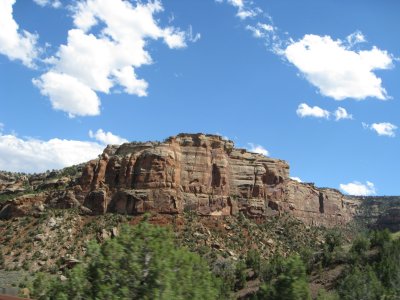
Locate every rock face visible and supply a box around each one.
[353,196,400,231]
[72,133,354,226]
[0,133,359,226]
[376,207,400,231]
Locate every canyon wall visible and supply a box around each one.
[0,133,361,226]
[75,133,356,226]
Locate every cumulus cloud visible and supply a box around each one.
[33,0,62,8]
[340,181,376,196]
[34,0,190,117]
[296,103,330,119]
[247,143,269,156]
[363,122,397,137]
[33,71,101,117]
[0,0,39,67]
[285,34,393,100]
[297,103,354,122]
[0,128,128,173]
[89,129,128,145]
[0,133,104,173]
[219,2,394,101]
[334,107,353,121]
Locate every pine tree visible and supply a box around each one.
[258,255,311,300]
[31,222,220,300]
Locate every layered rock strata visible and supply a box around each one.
[0,133,358,226]
[76,133,355,226]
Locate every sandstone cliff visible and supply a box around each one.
[0,133,358,227]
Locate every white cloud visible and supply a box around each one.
[34,0,190,117]
[334,107,353,121]
[228,0,244,6]
[33,0,62,8]
[247,143,269,156]
[346,31,366,47]
[215,132,230,141]
[236,9,257,20]
[218,0,287,54]
[187,25,201,43]
[0,0,39,67]
[259,23,274,31]
[225,0,260,20]
[246,22,274,38]
[290,177,302,183]
[340,181,376,196]
[296,103,330,119]
[0,128,129,172]
[285,34,393,100]
[363,122,397,137]
[112,66,148,96]
[371,123,397,137]
[33,71,101,117]
[297,104,353,121]
[0,133,104,173]
[89,129,128,145]
[162,27,187,49]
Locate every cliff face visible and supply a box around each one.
[0,133,358,226]
[72,133,355,226]
[351,196,400,231]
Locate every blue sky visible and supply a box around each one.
[0,0,399,196]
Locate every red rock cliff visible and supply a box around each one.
[78,133,355,226]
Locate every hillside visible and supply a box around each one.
[0,133,359,225]
[0,133,399,298]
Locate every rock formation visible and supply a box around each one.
[75,133,357,226]
[0,133,359,226]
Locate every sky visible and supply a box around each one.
[0,0,399,196]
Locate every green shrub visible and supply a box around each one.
[246,249,261,276]
[338,266,383,300]
[212,258,236,298]
[375,239,400,294]
[370,229,391,248]
[325,229,343,252]
[31,222,220,300]
[316,289,339,300]
[235,260,247,290]
[261,253,286,282]
[351,234,370,256]
[349,234,371,265]
[258,255,311,300]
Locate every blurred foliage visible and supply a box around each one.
[30,222,220,300]
[11,211,400,299]
[256,255,311,300]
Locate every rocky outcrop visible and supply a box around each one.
[0,172,29,195]
[72,133,354,226]
[376,207,400,231]
[0,133,362,226]
[0,194,46,219]
[353,196,400,231]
